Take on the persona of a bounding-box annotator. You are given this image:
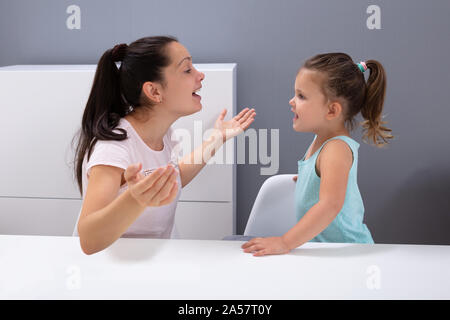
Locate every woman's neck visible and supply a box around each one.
[124,108,178,151]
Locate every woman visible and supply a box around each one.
[72,36,255,255]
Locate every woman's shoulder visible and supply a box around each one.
[88,126,131,163]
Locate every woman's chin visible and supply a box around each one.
[193,102,202,113]
[183,103,202,116]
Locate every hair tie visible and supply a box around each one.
[111,43,128,62]
[357,61,368,73]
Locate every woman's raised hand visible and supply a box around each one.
[124,163,178,208]
[214,107,256,142]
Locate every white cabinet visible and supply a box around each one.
[0,64,236,239]
[0,198,82,236]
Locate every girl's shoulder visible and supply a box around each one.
[320,135,359,156]
[316,136,356,175]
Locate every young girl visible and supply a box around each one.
[242,53,392,256]
[72,36,255,255]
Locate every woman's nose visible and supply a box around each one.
[289,97,295,106]
[199,71,205,81]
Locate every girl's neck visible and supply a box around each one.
[124,108,178,151]
[313,126,350,145]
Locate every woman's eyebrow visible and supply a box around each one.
[177,56,192,67]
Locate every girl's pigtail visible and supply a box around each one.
[360,59,393,147]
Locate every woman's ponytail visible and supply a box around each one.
[73,45,129,195]
[360,59,393,147]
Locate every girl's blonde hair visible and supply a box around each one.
[302,53,393,147]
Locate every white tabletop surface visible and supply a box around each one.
[0,235,449,299]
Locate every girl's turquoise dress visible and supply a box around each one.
[295,135,374,243]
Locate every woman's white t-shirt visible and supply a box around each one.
[72,117,182,239]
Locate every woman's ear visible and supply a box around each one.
[326,101,343,120]
[142,81,163,104]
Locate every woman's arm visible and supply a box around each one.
[178,107,256,188]
[178,131,223,188]
[242,139,353,256]
[77,163,178,255]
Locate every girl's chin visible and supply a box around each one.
[292,124,306,132]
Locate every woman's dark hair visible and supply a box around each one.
[72,35,178,195]
[302,53,393,147]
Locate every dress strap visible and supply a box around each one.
[316,135,358,165]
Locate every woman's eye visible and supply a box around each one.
[185,69,192,73]
[298,94,305,99]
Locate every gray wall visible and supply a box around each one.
[1,0,449,244]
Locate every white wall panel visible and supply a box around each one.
[0,64,236,238]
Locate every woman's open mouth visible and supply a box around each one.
[192,87,201,100]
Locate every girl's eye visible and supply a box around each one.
[298,93,305,99]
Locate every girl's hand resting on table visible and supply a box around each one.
[241,237,291,257]
[124,163,178,208]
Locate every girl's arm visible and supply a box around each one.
[178,108,255,188]
[242,139,353,256]
[77,163,178,255]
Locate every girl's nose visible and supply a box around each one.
[289,97,295,106]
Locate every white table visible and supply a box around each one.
[0,235,449,299]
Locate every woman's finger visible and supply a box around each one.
[237,108,255,125]
[141,166,176,200]
[132,166,168,195]
[218,108,227,121]
[124,163,142,184]
[159,180,179,206]
[240,114,255,131]
[151,170,177,204]
[234,107,250,122]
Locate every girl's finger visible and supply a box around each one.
[241,239,256,249]
[253,249,267,257]
[244,244,264,253]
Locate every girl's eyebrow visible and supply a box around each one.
[177,56,192,67]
